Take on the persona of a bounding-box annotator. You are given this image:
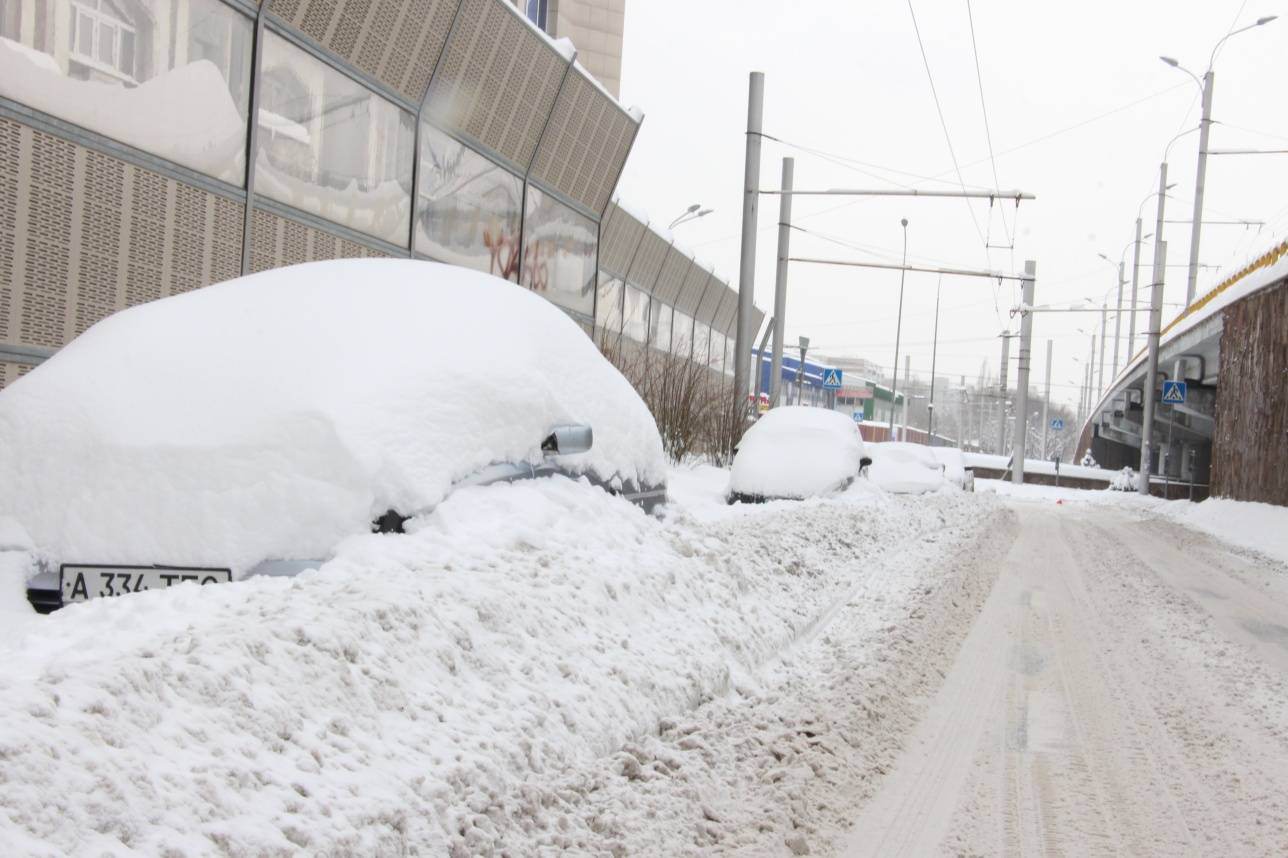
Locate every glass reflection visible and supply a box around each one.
[693,322,710,368]
[0,0,251,182]
[256,31,413,245]
[521,185,596,318]
[650,301,672,353]
[623,284,648,344]
[671,309,693,360]
[595,273,624,333]
[416,122,522,280]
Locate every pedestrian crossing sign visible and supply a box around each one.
[1161,380,1187,404]
[822,368,843,390]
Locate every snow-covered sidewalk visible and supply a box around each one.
[0,470,1001,857]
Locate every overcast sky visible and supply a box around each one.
[613,0,1288,407]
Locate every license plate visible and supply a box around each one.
[60,565,232,603]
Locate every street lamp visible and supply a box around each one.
[1160,14,1278,307]
[889,217,909,435]
[668,203,713,229]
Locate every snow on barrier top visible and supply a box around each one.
[0,259,666,574]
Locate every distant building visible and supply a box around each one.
[514,0,624,98]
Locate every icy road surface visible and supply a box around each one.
[840,499,1288,858]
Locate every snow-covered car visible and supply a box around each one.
[929,446,975,492]
[727,406,871,503]
[1,259,667,612]
[867,442,949,494]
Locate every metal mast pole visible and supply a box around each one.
[928,276,942,441]
[889,218,909,436]
[1097,303,1107,396]
[769,156,793,407]
[1129,217,1143,357]
[1041,339,1052,458]
[1011,261,1037,484]
[1112,261,1124,379]
[1140,240,1168,493]
[733,71,764,422]
[1185,71,1214,307]
[901,355,911,441]
[997,334,1011,456]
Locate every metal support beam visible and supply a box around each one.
[770,157,793,407]
[733,71,765,423]
[790,257,1026,281]
[1011,261,1037,484]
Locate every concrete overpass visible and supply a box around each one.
[1077,240,1288,504]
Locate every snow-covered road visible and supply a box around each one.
[839,500,1288,858]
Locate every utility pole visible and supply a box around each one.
[959,375,967,449]
[1129,217,1143,357]
[997,333,1011,456]
[1011,261,1036,484]
[1186,71,1213,307]
[928,276,942,441]
[889,218,909,436]
[1140,240,1168,494]
[1097,303,1107,395]
[901,355,911,441]
[769,156,792,407]
[733,71,764,422]
[1112,261,1124,379]
[1041,339,1053,459]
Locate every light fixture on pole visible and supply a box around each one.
[669,203,713,229]
[1160,14,1278,307]
[889,218,909,436]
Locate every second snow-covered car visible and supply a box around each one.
[867,441,950,494]
[1,258,667,612]
[727,406,871,503]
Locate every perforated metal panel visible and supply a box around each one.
[0,117,245,349]
[625,229,669,294]
[675,260,710,317]
[694,273,724,325]
[250,208,393,273]
[652,246,689,305]
[598,201,646,278]
[269,0,458,104]
[530,68,638,214]
[425,0,567,170]
[714,290,737,337]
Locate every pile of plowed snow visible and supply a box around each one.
[0,474,995,856]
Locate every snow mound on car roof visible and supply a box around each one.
[0,259,665,574]
[729,406,866,500]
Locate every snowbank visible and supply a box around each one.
[1156,497,1288,568]
[0,259,665,577]
[964,451,1114,483]
[729,406,866,500]
[0,470,998,856]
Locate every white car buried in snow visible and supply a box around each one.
[867,441,951,494]
[727,406,871,503]
[929,445,975,492]
[0,259,667,612]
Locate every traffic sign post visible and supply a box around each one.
[1050,417,1065,431]
[1162,380,1187,404]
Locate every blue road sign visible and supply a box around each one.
[1050,417,1065,431]
[1162,380,1187,404]
[822,368,843,390]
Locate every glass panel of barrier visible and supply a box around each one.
[623,284,648,343]
[0,0,251,182]
[521,184,596,318]
[415,122,522,280]
[256,30,413,245]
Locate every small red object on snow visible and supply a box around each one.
[1056,499,1064,505]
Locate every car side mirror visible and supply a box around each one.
[541,424,593,456]
[860,456,872,468]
